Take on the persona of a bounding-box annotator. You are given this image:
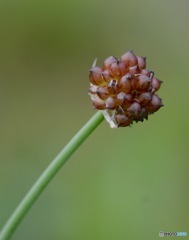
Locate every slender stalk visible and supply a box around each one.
[0,111,104,240]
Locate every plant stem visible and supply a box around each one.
[0,111,104,240]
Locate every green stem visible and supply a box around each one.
[0,111,104,240]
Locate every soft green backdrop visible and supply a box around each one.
[0,0,188,239]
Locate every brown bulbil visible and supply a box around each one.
[127,102,142,118]
[96,86,109,100]
[116,92,127,105]
[136,75,151,91]
[151,77,162,91]
[115,114,132,127]
[120,74,132,92]
[104,56,117,69]
[135,107,148,121]
[146,94,163,113]
[110,60,126,77]
[137,92,152,105]
[89,67,104,86]
[105,97,117,109]
[137,56,146,70]
[117,92,132,109]
[93,96,106,110]
[89,50,163,128]
[121,50,138,67]
[101,69,112,82]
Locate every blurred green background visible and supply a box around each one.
[0,0,189,239]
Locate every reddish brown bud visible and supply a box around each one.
[89,67,105,86]
[104,56,117,69]
[117,92,132,108]
[146,94,163,113]
[121,50,138,67]
[151,77,162,91]
[101,69,112,82]
[116,92,126,105]
[120,74,132,92]
[127,102,142,118]
[137,56,146,70]
[96,86,109,100]
[115,114,132,127]
[93,96,106,110]
[110,60,126,77]
[136,75,151,91]
[105,97,117,109]
[135,107,148,121]
[137,92,152,105]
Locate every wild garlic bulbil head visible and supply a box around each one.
[89,50,163,128]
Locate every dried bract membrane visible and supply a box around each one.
[89,50,163,128]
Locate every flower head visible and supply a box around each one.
[89,50,163,128]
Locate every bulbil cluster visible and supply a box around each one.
[89,50,163,128]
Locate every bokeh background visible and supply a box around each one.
[0,0,189,239]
